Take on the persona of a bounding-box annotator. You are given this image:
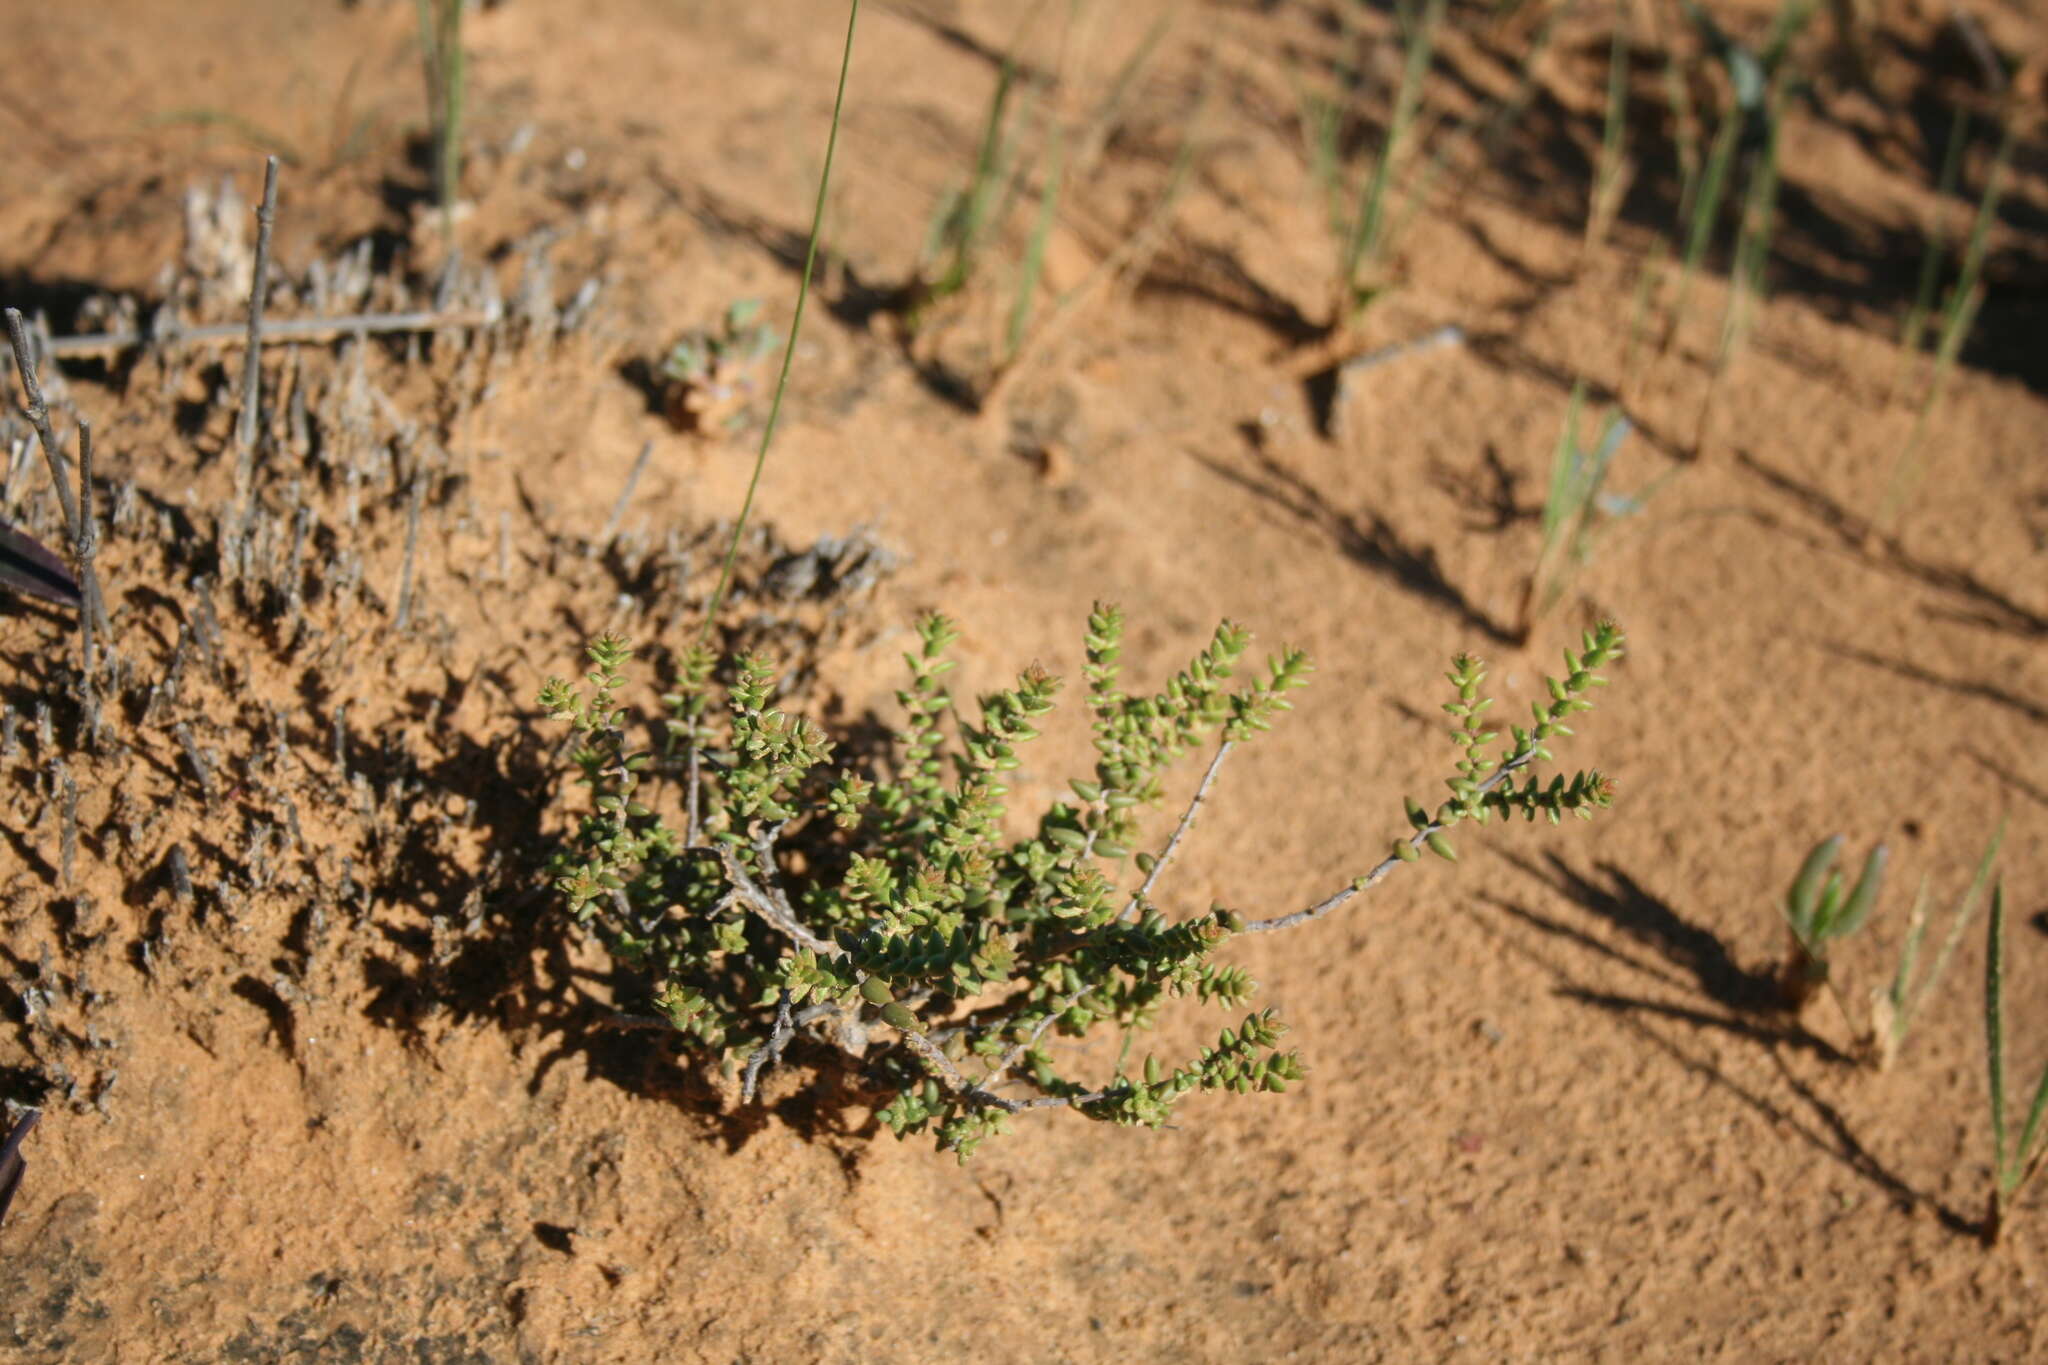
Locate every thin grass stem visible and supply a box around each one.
[1666,102,1740,352]
[1898,107,1969,367]
[697,0,861,645]
[1878,116,2012,534]
[1586,0,1632,248]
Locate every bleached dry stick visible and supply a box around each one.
[38,308,495,360]
[237,156,280,460]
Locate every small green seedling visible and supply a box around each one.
[918,58,1026,317]
[1984,882,2048,1246]
[415,0,465,227]
[1664,0,1814,355]
[1585,0,1634,250]
[1895,107,1970,377]
[1878,115,2014,536]
[1777,833,1886,1014]
[660,300,782,433]
[1870,818,2005,1070]
[1301,0,1445,330]
[1714,78,1787,372]
[1516,383,1668,644]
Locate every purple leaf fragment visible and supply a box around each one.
[0,1107,39,1231]
[0,518,80,608]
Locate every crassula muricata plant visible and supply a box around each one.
[539,606,1624,1160]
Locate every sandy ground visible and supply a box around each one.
[0,0,2045,1360]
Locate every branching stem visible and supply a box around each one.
[742,988,797,1101]
[716,838,833,956]
[1245,741,1547,934]
[1125,738,1233,919]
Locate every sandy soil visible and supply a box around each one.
[0,0,2044,1360]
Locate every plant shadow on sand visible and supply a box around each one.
[1446,14,2048,397]
[1198,433,1519,644]
[1468,850,1981,1235]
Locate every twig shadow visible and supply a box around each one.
[1823,640,2047,727]
[1733,447,2048,641]
[1197,437,1516,643]
[1468,878,1977,1233]
[1505,850,1784,1017]
[1769,1050,1981,1238]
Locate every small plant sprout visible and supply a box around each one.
[1515,382,1668,645]
[1894,106,1970,384]
[1714,77,1788,373]
[1302,0,1445,331]
[1877,113,2015,536]
[1984,882,2048,1247]
[659,300,782,433]
[1664,0,1813,357]
[1870,818,2005,1071]
[415,0,466,229]
[537,615,1625,1160]
[916,55,1025,321]
[1585,0,1635,251]
[1776,834,1886,1017]
[900,4,1190,407]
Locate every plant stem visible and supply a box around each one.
[238,156,280,464]
[41,308,494,358]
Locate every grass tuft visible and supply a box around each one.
[1516,382,1669,645]
[414,0,466,228]
[1877,115,2014,536]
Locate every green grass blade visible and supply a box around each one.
[1940,117,2013,349]
[698,0,861,646]
[145,109,304,164]
[1589,406,1630,471]
[1718,81,1788,368]
[921,186,967,273]
[1783,835,1842,943]
[1668,103,1741,347]
[1988,881,2009,1184]
[1879,277,1983,532]
[1479,1,1567,163]
[1899,107,1969,359]
[1622,239,1667,387]
[1564,409,1630,570]
[1655,10,1701,233]
[1381,114,1452,257]
[1526,382,1645,632]
[1757,0,1819,73]
[1007,128,1064,361]
[1302,87,1346,240]
[1540,382,1587,546]
[1075,3,1179,177]
[1341,0,1444,309]
[1897,816,2006,1044]
[1881,114,2015,528]
[1886,875,1932,1027]
[415,0,466,222]
[933,62,1020,300]
[2014,1050,2048,1199]
[1588,0,1631,244]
